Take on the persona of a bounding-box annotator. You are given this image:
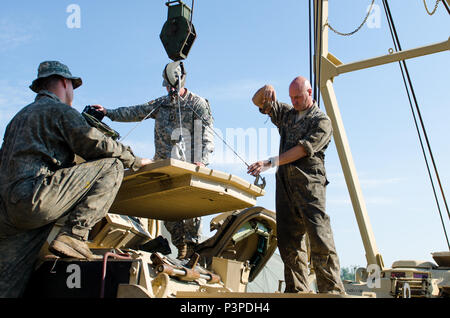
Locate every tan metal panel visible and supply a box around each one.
[110,159,265,221]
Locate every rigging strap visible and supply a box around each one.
[443,0,450,14]
[311,0,324,107]
[317,0,323,108]
[119,104,162,142]
[175,74,187,162]
[182,99,267,189]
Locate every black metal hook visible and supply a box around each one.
[254,174,266,189]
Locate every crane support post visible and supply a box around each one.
[321,38,449,83]
[315,0,384,269]
[320,79,384,269]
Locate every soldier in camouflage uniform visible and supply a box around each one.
[93,62,214,259]
[0,61,151,297]
[247,76,345,294]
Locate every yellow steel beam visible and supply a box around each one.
[317,0,384,269]
[317,0,448,269]
[335,37,449,76]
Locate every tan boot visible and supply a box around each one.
[49,232,100,260]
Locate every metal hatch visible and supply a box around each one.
[196,206,277,282]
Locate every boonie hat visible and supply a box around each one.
[30,61,83,93]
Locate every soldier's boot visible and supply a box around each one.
[49,232,100,260]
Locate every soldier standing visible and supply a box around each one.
[247,76,345,294]
[0,61,152,297]
[93,62,214,260]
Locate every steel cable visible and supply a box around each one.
[382,0,450,249]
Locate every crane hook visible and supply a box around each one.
[254,174,266,189]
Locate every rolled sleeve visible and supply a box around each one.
[298,116,332,158]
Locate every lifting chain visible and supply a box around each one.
[325,0,376,36]
[423,0,442,15]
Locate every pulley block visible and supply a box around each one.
[160,0,197,61]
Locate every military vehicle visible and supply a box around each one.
[24,158,279,298]
[22,0,450,298]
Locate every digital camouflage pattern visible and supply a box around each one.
[106,91,214,165]
[268,100,345,293]
[106,91,214,246]
[29,60,82,93]
[0,90,143,297]
[164,217,201,247]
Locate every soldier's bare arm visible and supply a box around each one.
[247,145,308,176]
[252,85,276,112]
[277,145,308,166]
[252,86,291,129]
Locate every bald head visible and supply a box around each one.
[290,76,311,92]
[289,76,313,111]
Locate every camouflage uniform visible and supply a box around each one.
[267,100,345,294]
[106,91,214,246]
[0,90,143,297]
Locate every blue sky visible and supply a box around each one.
[0,0,449,269]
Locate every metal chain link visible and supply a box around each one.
[423,0,442,15]
[325,0,376,36]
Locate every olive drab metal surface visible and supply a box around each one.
[160,1,197,61]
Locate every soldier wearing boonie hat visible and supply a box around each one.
[0,60,152,297]
[29,60,83,93]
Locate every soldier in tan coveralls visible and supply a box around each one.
[93,62,214,260]
[247,76,345,294]
[0,61,152,297]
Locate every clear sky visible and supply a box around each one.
[0,0,449,269]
